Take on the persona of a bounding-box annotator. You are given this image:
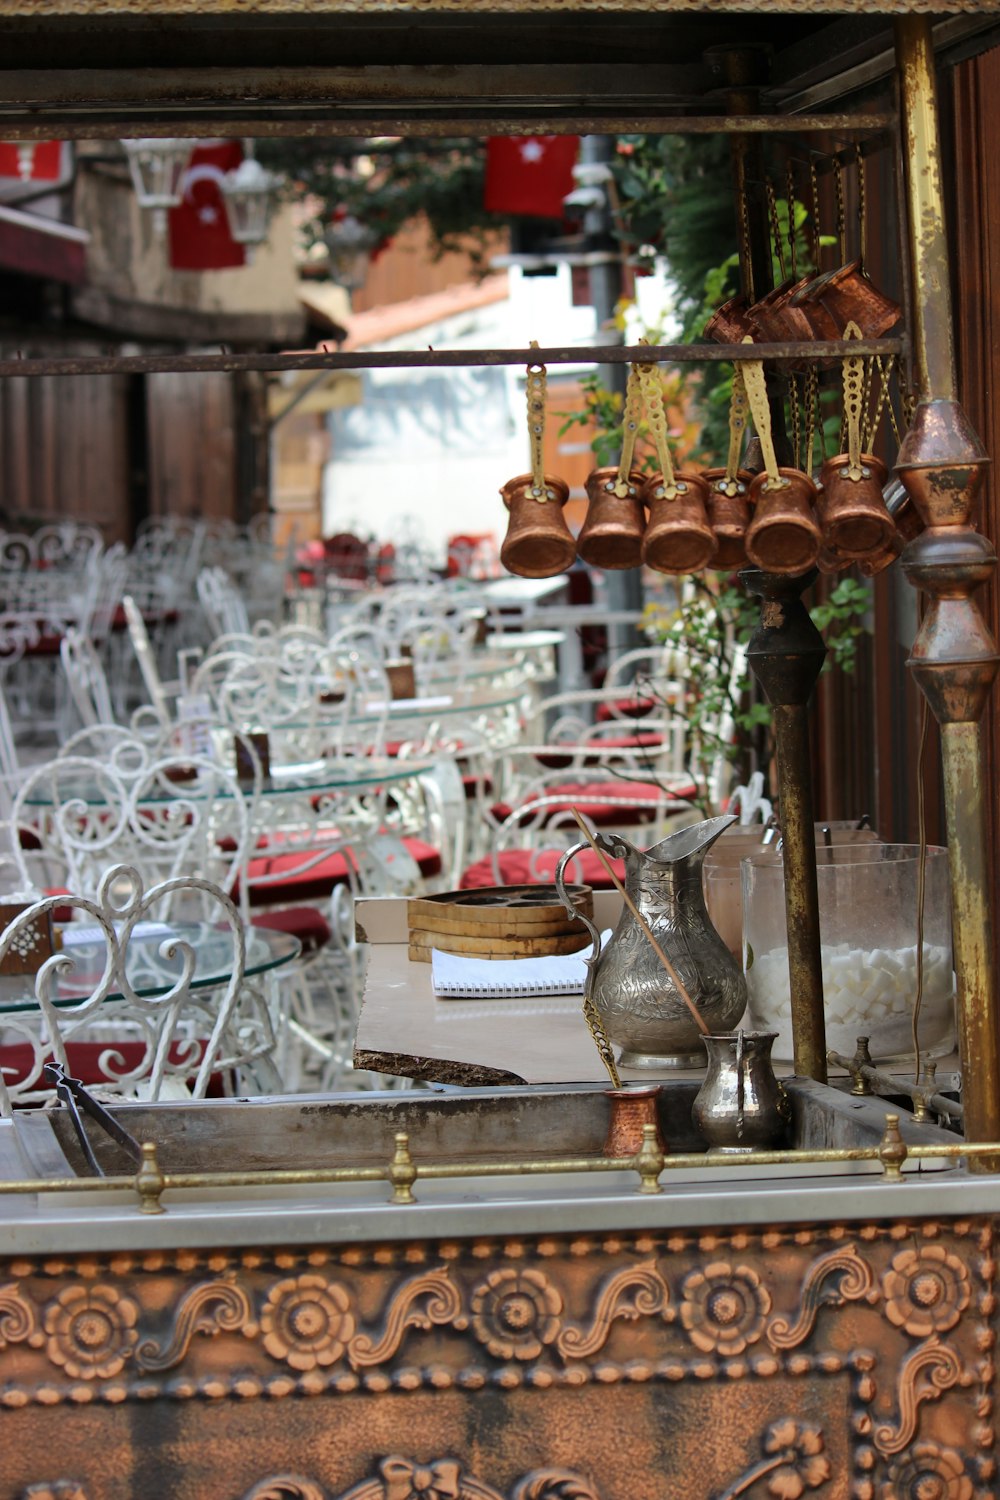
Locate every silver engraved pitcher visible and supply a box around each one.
[555,815,747,1067]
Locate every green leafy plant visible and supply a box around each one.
[639,574,871,814]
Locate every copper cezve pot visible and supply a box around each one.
[640,471,717,575]
[703,295,755,344]
[812,260,901,339]
[744,468,822,574]
[818,452,894,561]
[577,466,646,571]
[701,468,754,570]
[499,473,575,578]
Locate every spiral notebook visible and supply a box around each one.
[431,931,611,1001]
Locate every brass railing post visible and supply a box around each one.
[741,568,828,1082]
[896,16,1000,1154]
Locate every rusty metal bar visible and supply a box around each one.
[0,114,897,142]
[742,569,829,1085]
[0,339,905,381]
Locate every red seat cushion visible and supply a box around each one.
[595,696,656,723]
[534,733,667,770]
[0,1039,224,1097]
[460,849,625,890]
[252,907,331,953]
[462,774,493,799]
[490,779,695,829]
[239,836,442,905]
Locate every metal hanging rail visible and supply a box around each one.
[0,339,905,380]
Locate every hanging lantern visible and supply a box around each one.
[122,138,195,233]
[220,155,284,250]
[323,212,378,292]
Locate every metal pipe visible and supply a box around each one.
[771,704,828,1083]
[895,15,957,401]
[0,113,897,143]
[0,338,904,382]
[742,569,828,1084]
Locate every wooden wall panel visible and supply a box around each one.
[146,371,237,522]
[0,371,129,538]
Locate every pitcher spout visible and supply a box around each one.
[645,813,738,866]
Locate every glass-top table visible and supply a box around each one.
[0,920,301,1013]
[20,755,437,807]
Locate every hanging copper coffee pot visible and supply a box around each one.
[500,472,575,578]
[700,362,753,568]
[816,324,897,564]
[642,470,717,574]
[818,452,893,560]
[499,351,574,578]
[745,469,822,574]
[739,343,821,574]
[577,466,646,570]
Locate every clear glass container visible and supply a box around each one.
[741,843,954,1063]
[705,821,879,961]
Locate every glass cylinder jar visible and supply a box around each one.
[741,843,954,1063]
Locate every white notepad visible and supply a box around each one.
[431,930,611,1000]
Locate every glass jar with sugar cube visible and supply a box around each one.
[741,844,954,1063]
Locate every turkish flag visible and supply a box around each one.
[0,141,64,183]
[168,141,246,272]
[483,136,580,219]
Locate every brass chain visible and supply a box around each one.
[526,342,548,498]
[805,365,820,472]
[810,156,823,270]
[739,174,755,305]
[615,360,645,496]
[789,372,802,473]
[870,354,900,447]
[640,361,678,497]
[835,158,847,264]
[841,320,865,478]
[860,354,876,452]
[765,176,787,284]
[786,159,798,281]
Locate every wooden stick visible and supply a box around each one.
[571,809,710,1038]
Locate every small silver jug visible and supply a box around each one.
[692,1031,788,1153]
[555,816,747,1067]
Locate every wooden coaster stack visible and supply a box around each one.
[407,884,594,963]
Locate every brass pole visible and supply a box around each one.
[895,16,1000,1158]
[742,569,828,1083]
[895,16,957,404]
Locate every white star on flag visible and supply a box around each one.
[519,140,546,164]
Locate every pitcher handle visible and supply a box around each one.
[554,841,604,955]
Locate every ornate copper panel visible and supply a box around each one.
[0,1216,994,1499]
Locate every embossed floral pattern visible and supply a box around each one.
[883,1442,973,1500]
[469,1268,562,1361]
[678,1261,770,1355]
[380,1456,462,1499]
[43,1286,138,1380]
[260,1274,355,1372]
[760,1420,830,1499]
[882,1246,971,1338]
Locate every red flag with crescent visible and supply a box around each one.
[168,140,246,271]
